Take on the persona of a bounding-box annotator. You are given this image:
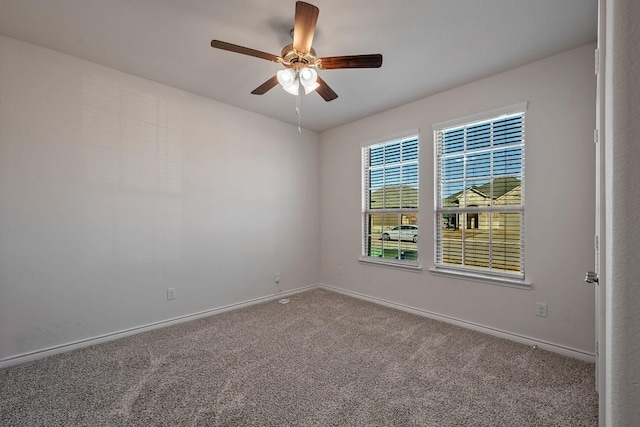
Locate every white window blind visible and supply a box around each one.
[434,107,525,278]
[362,135,419,265]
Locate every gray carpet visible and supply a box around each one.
[0,288,598,426]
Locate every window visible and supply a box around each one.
[433,103,526,278]
[362,134,419,266]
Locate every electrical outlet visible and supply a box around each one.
[167,288,176,300]
[536,302,548,318]
[337,266,343,276]
[274,273,281,284]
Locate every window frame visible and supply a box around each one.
[432,102,528,281]
[361,130,420,269]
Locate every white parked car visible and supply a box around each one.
[381,225,418,243]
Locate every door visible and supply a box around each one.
[594,1,606,424]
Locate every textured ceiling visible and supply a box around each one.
[0,0,597,132]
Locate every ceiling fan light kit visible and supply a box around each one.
[277,67,319,96]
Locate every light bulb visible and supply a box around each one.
[299,68,318,94]
[277,69,300,95]
[277,69,296,86]
[300,68,317,86]
[300,68,312,80]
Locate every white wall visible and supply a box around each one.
[0,35,320,360]
[605,0,640,424]
[320,44,596,353]
[0,34,598,362]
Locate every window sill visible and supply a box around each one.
[359,257,423,273]
[428,267,532,289]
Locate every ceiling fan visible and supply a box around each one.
[210,1,383,102]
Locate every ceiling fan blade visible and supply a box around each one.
[316,76,338,102]
[251,75,279,95]
[293,1,319,54]
[318,54,383,69]
[211,40,281,62]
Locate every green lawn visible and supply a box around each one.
[369,246,418,261]
[367,228,521,271]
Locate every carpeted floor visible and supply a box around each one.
[0,288,598,426]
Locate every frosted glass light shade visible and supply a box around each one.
[299,68,318,94]
[282,82,299,95]
[303,81,320,94]
[277,69,299,95]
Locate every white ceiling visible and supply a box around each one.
[0,0,597,132]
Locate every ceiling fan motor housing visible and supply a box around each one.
[281,43,318,69]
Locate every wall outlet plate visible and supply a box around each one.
[167,288,176,300]
[536,302,548,318]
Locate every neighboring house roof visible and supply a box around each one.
[444,193,461,206]
[494,184,522,206]
[474,177,521,199]
[369,185,419,209]
[468,187,489,198]
[443,177,522,205]
[372,178,521,209]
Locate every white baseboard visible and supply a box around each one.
[319,284,596,362]
[1,283,595,368]
[0,284,319,368]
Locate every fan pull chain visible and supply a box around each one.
[296,89,302,133]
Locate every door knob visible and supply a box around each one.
[585,271,599,284]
